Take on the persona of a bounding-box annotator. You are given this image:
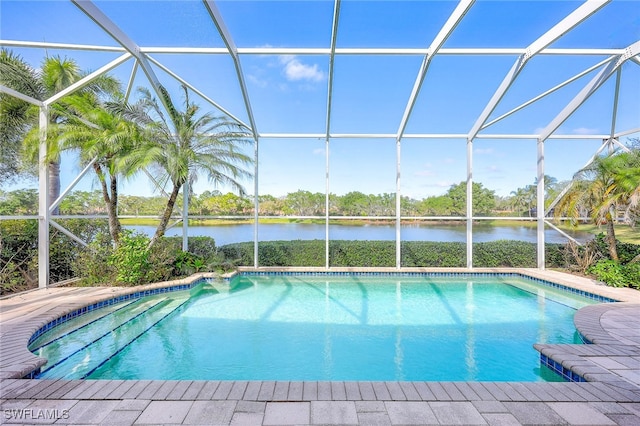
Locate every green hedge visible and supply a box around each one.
[220,240,325,267]
[161,236,217,260]
[218,239,567,268]
[401,241,466,267]
[473,240,537,267]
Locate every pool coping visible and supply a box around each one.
[1,268,639,425]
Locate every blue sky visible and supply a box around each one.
[1,0,639,199]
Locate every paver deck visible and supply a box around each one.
[1,269,639,425]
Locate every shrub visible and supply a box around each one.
[473,240,537,267]
[555,239,602,273]
[330,241,394,267]
[107,230,153,285]
[218,242,253,266]
[74,234,218,286]
[591,233,640,263]
[50,219,110,283]
[217,239,565,268]
[1,219,110,293]
[0,220,38,294]
[621,262,640,289]
[617,240,640,264]
[401,241,466,267]
[545,243,570,269]
[162,236,217,260]
[588,259,640,289]
[174,251,206,275]
[73,231,116,286]
[588,260,626,287]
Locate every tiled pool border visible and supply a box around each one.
[235,271,620,303]
[540,354,587,383]
[23,271,621,382]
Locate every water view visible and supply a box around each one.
[128,223,591,246]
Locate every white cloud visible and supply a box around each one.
[423,180,454,188]
[572,127,600,135]
[415,162,435,177]
[247,73,268,88]
[279,55,326,82]
[312,148,325,156]
[486,165,501,173]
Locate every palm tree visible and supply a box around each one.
[509,187,528,216]
[0,49,44,182]
[119,85,253,248]
[1,49,119,214]
[57,90,140,245]
[601,149,640,231]
[555,149,640,261]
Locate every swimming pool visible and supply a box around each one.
[29,273,602,382]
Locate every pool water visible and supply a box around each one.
[30,274,596,381]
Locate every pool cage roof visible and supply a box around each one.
[1,0,639,285]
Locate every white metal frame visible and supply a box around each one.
[0,0,638,286]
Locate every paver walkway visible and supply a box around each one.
[1,269,639,425]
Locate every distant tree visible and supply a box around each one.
[370,193,395,216]
[509,187,532,216]
[202,192,252,215]
[447,182,496,215]
[400,196,419,216]
[337,191,371,216]
[258,195,286,216]
[417,195,454,216]
[0,189,38,215]
[283,190,324,216]
[119,195,150,216]
[59,190,104,215]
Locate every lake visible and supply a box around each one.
[128,223,591,246]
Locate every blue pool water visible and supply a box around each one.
[29,274,597,381]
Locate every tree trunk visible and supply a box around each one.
[605,211,618,261]
[49,160,60,215]
[107,173,121,245]
[94,163,121,246]
[149,183,182,248]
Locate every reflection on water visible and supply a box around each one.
[127,222,591,246]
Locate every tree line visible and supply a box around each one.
[0,180,562,218]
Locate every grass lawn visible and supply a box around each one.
[571,223,640,244]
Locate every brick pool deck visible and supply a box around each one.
[1,269,639,425]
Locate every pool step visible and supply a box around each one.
[29,299,140,351]
[32,297,166,363]
[37,296,188,380]
[503,278,592,310]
